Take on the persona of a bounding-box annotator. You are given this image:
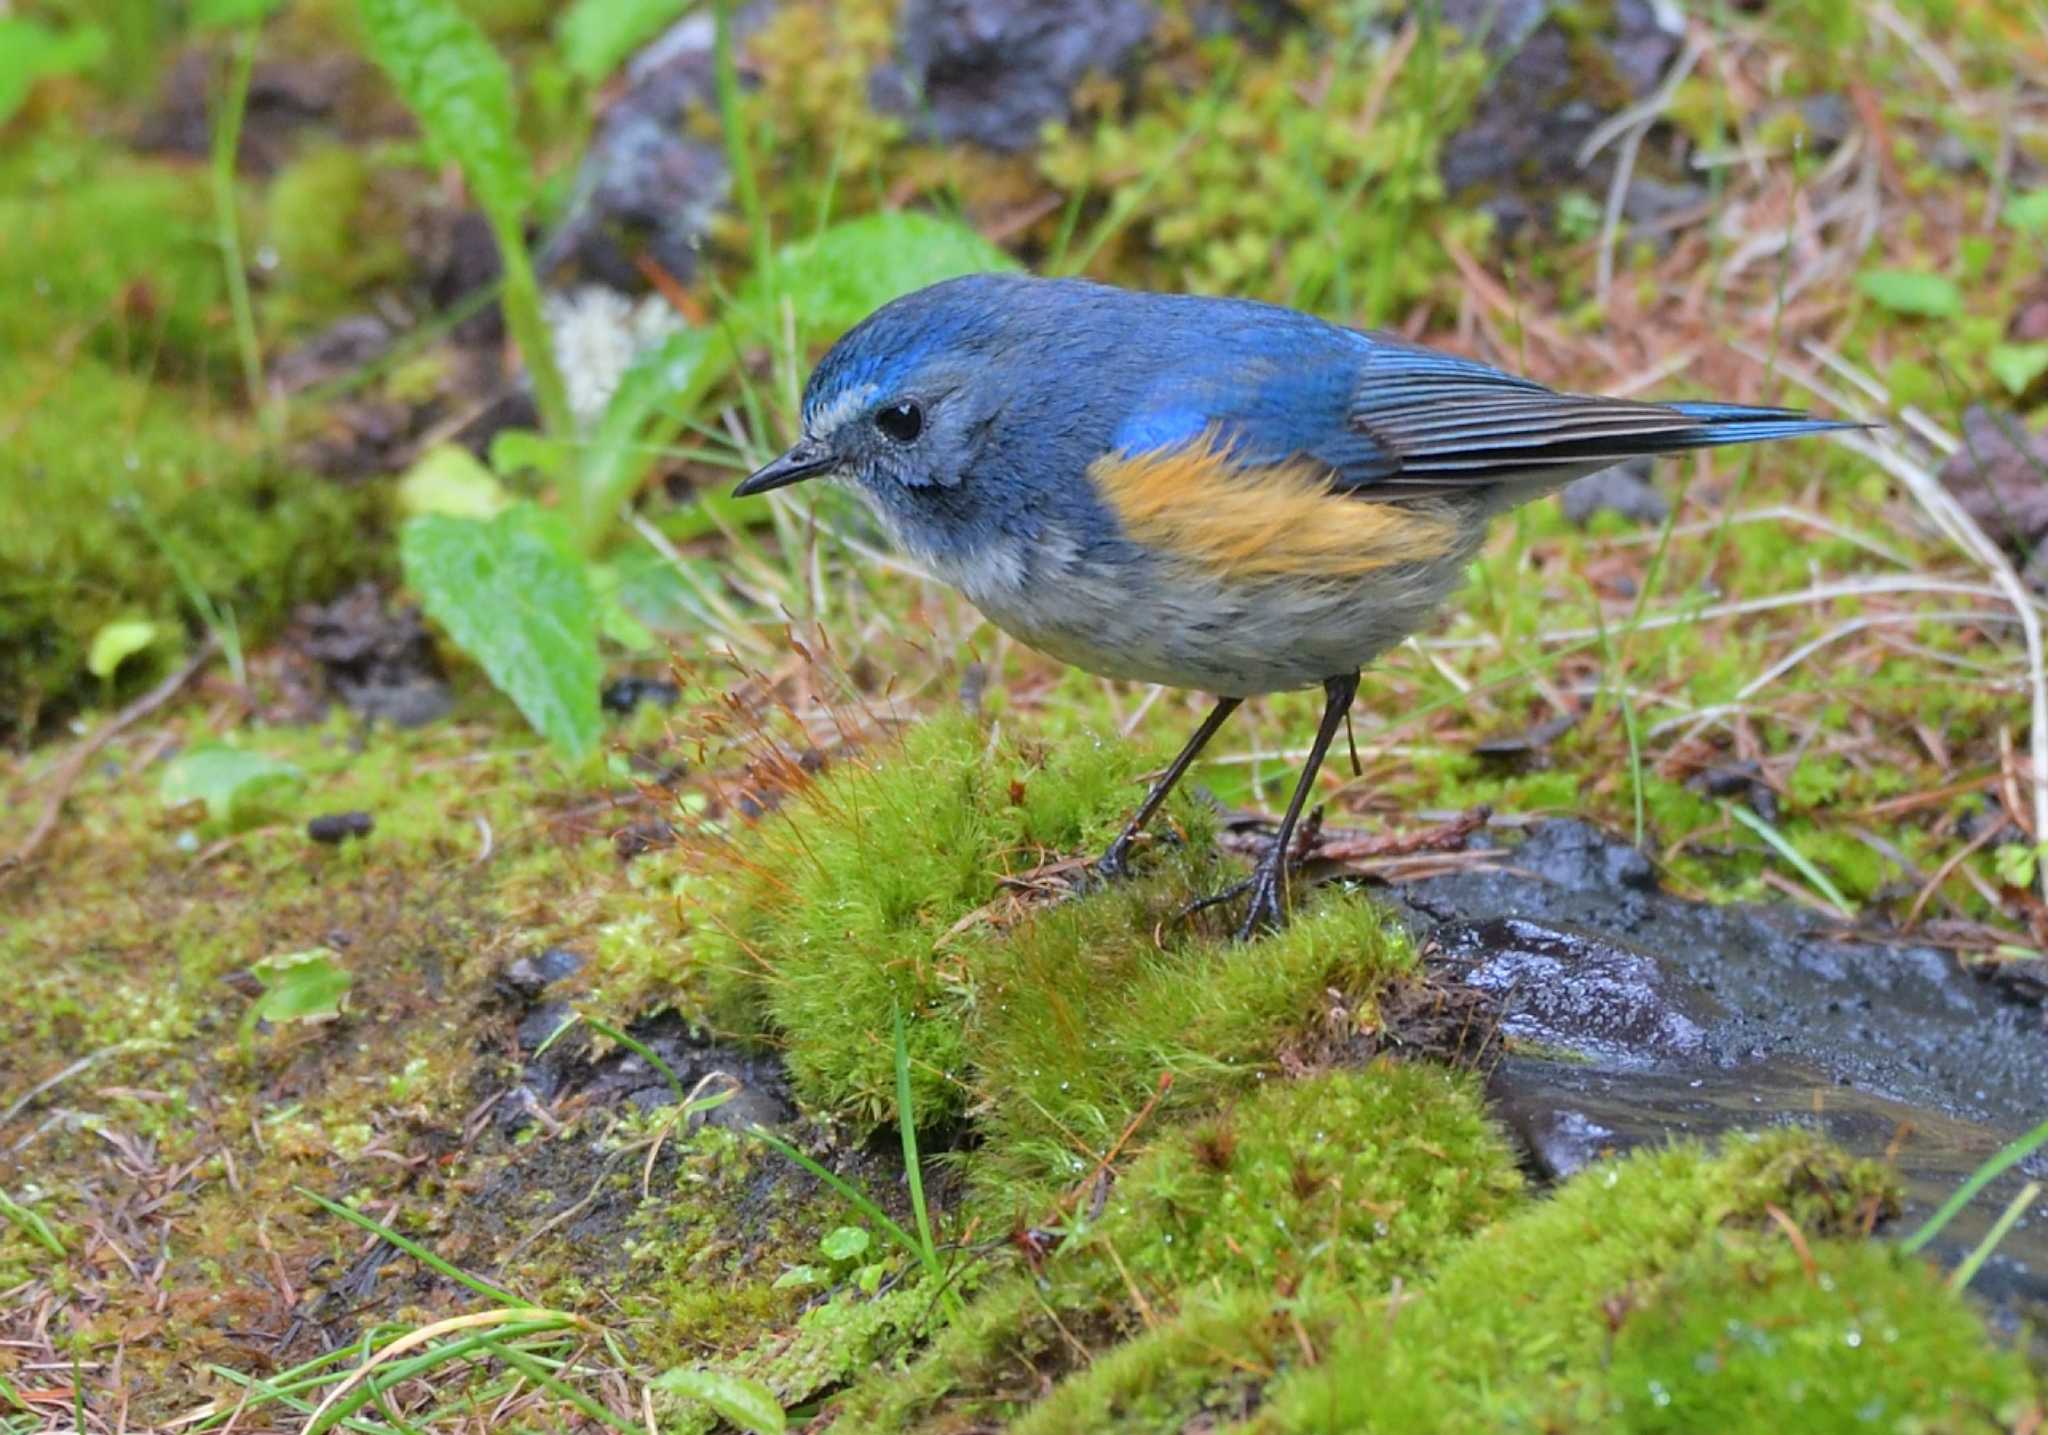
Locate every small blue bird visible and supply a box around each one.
[736,274,1854,939]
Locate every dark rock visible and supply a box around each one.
[1938,407,2048,565]
[295,399,413,482]
[1393,817,2048,1328]
[1559,458,1669,526]
[517,1001,579,1056]
[502,947,585,1000]
[307,811,375,844]
[1471,710,1579,765]
[871,0,1157,152]
[422,210,506,348]
[614,819,679,859]
[135,51,353,175]
[1685,760,1779,823]
[291,582,453,728]
[1619,176,1708,230]
[692,1079,793,1133]
[537,10,758,288]
[1435,916,1722,1066]
[1796,92,1854,149]
[602,675,682,713]
[1437,0,1683,229]
[270,316,394,397]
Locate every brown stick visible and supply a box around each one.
[2,637,219,882]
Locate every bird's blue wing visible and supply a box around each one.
[1113,329,1856,501]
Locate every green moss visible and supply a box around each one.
[0,137,233,370]
[1606,1240,2036,1432]
[262,142,411,334]
[1246,1130,1911,1431]
[848,1064,1522,1432]
[969,884,1423,1201]
[687,711,1192,1126]
[0,355,375,734]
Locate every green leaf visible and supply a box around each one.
[489,429,574,482]
[557,0,696,82]
[1989,343,2048,397]
[573,326,716,546]
[819,1225,870,1262]
[652,1369,786,1435]
[396,444,511,520]
[192,0,288,27]
[770,1264,822,1289]
[0,18,108,128]
[400,504,602,758]
[87,618,159,680]
[250,948,353,1024]
[734,211,1020,337]
[1856,269,1962,319]
[159,744,304,826]
[357,0,532,221]
[2004,189,2048,236]
[240,948,353,1061]
[1993,842,2041,890]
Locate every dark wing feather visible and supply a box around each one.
[1342,341,1859,499]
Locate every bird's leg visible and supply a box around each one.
[1095,696,1243,882]
[1232,672,1359,941]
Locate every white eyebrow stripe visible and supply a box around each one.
[807,381,877,439]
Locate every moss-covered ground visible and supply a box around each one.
[3,0,2045,1427]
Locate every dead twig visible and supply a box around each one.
[3,636,219,883]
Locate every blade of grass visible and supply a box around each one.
[745,1126,923,1261]
[1723,801,1856,918]
[475,1336,643,1434]
[1903,1115,2048,1253]
[209,27,278,446]
[582,1015,684,1104]
[1947,1181,2041,1292]
[296,1187,522,1305]
[893,1003,939,1278]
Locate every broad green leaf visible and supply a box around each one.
[400,504,602,758]
[192,0,288,27]
[1994,842,2041,890]
[87,618,159,680]
[1856,269,1961,319]
[734,211,1019,337]
[557,0,696,82]
[2004,190,2048,236]
[574,326,715,545]
[588,561,660,652]
[488,429,573,482]
[770,1264,822,1289]
[652,1368,786,1435]
[159,744,304,826]
[250,948,353,1024]
[0,19,108,128]
[357,0,531,221]
[1989,343,2048,397]
[396,444,510,520]
[819,1225,870,1262]
[240,948,352,1060]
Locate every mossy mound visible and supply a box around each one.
[846,1063,1523,1432]
[1,355,376,734]
[1248,1130,2031,1432]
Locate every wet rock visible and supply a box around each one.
[1685,760,1779,824]
[614,819,679,859]
[602,675,682,713]
[290,582,453,727]
[1472,710,1580,766]
[539,11,752,289]
[1938,407,2048,572]
[1796,92,1854,149]
[501,947,585,1000]
[1559,458,1669,527]
[1394,817,2048,1325]
[1434,916,1721,1067]
[1437,0,1683,230]
[692,1079,793,1133]
[505,1011,796,1133]
[517,1000,579,1057]
[420,209,505,348]
[307,811,375,845]
[870,0,1157,152]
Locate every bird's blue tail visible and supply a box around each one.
[1661,401,1866,448]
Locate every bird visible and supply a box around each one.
[734,273,1856,940]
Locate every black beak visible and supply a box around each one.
[734,440,834,497]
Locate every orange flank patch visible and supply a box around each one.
[1090,433,1457,581]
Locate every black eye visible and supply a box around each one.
[874,401,923,444]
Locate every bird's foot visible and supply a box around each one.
[1176,860,1290,941]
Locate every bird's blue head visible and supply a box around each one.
[734,274,1134,573]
